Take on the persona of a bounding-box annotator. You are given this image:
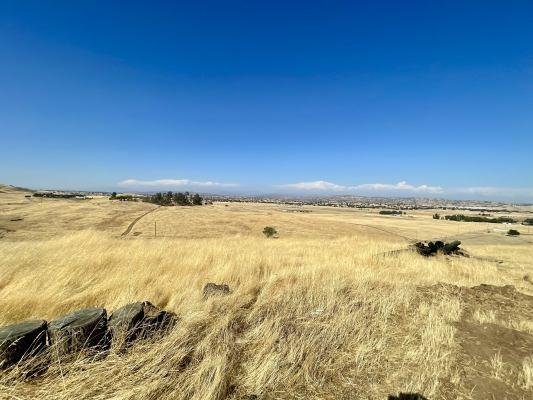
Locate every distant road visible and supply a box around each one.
[121,206,160,236]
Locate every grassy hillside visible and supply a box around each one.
[1,189,533,399]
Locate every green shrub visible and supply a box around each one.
[507,229,520,236]
[262,226,277,238]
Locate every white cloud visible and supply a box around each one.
[282,180,347,191]
[118,179,240,188]
[280,180,443,194]
[353,181,443,194]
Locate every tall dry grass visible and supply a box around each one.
[0,230,519,399]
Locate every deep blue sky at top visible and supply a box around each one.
[0,1,532,198]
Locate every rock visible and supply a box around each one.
[108,301,176,345]
[0,320,47,369]
[388,393,428,400]
[442,240,461,255]
[203,283,230,299]
[414,242,435,256]
[414,240,462,256]
[48,308,108,355]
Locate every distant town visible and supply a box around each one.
[29,187,533,212]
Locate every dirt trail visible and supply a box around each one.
[347,222,415,241]
[121,206,160,236]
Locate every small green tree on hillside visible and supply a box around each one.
[433,213,440,219]
[507,229,520,236]
[262,226,277,238]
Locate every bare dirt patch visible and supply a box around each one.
[419,284,533,399]
[455,321,533,399]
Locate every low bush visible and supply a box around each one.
[262,226,277,238]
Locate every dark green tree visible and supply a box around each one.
[152,192,164,205]
[165,191,173,205]
[173,192,190,206]
[192,193,203,205]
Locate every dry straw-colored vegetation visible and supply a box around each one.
[1,185,533,399]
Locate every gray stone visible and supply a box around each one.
[48,308,108,355]
[414,240,462,256]
[388,394,428,400]
[0,320,47,369]
[108,301,176,345]
[203,283,230,299]
[442,240,461,255]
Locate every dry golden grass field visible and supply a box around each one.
[1,184,533,399]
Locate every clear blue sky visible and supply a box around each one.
[1,1,532,201]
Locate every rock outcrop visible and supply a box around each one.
[414,240,464,256]
[108,301,176,346]
[1,285,231,373]
[48,308,108,356]
[0,320,47,369]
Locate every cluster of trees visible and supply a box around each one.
[523,218,533,226]
[444,214,516,223]
[145,191,203,206]
[109,192,136,201]
[34,192,81,199]
[379,210,403,215]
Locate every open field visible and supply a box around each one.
[1,185,533,399]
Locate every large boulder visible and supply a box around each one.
[0,320,47,369]
[414,240,462,257]
[48,308,108,356]
[442,240,461,255]
[108,301,176,346]
[203,283,230,299]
